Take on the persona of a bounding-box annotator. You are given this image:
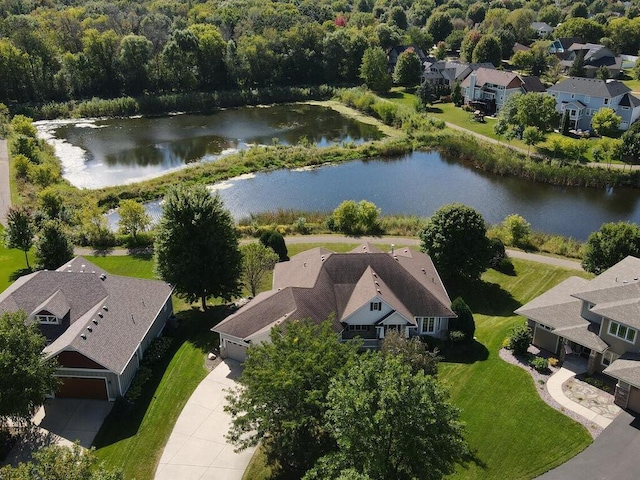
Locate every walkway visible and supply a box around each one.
[155,359,255,480]
[546,360,618,430]
[0,139,10,226]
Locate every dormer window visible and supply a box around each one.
[37,314,59,325]
[370,302,382,311]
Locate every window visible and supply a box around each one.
[370,302,382,311]
[571,93,575,99]
[608,321,637,343]
[602,351,620,367]
[419,317,437,334]
[538,323,553,331]
[348,324,371,332]
[604,98,609,105]
[37,314,59,325]
[585,96,591,103]
[622,106,630,111]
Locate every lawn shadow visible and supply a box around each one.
[425,106,444,114]
[451,279,521,317]
[9,267,32,282]
[90,247,114,257]
[92,305,228,448]
[381,91,404,99]
[444,339,489,364]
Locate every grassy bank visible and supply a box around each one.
[244,258,594,480]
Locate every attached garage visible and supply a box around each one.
[56,377,108,401]
[222,338,247,362]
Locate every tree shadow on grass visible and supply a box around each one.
[450,279,521,317]
[443,339,489,364]
[425,106,444,114]
[9,267,32,282]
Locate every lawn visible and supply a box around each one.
[243,258,594,480]
[0,225,35,293]
[621,70,640,93]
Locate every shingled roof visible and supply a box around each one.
[214,245,455,341]
[0,257,173,374]
[547,77,630,98]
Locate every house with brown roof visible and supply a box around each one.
[212,244,455,362]
[461,67,545,115]
[515,256,640,413]
[0,257,174,401]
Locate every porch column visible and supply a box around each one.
[558,337,566,364]
[587,350,597,375]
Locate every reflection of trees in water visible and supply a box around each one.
[104,136,235,166]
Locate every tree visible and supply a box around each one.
[35,220,74,271]
[451,81,463,106]
[154,185,242,310]
[331,200,380,235]
[568,51,586,77]
[522,126,545,156]
[420,203,492,282]
[4,205,34,269]
[569,2,588,18]
[259,230,288,261]
[591,108,621,137]
[117,199,152,242]
[595,65,609,81]
[0,311,57,428]
[472,34,502,67]
[434,41,447,60]
[416,80,436,106]
[460,30,482,63]
[313,353,469,480]
[426,12,453,43]
[240,242,279,297]
[225,320,361,477]
[118,34,153,95]
[380,330,440,376]
[502,214,531,247]
[582,222,640,274]
[450,297,475,341]
[360,47,391,93]
[507,324,532,356]
[393,50,422,88]
[0,443,123,480]
[554,18,604,44]
[538,5,563,27]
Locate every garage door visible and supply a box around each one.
[225,341,247,362]
[57,377,108,400]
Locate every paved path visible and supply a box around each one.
[546,361,616,430]
[537,410,640,480]
[0,139,10,226]
[75,234,584,271]
[155,359,255,480]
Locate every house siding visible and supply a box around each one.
[56,350,107,369]
[533,325,559,354]
[600,317,640,355]
[119,352,139,396]
[628,386,640,413]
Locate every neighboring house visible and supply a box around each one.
[515,256,640,413]
[531,22,553,38]
[512,42,531,54]
[0,256,174,401]
[546,77,640,131]
[422,60,494,87]
[461,67,545,114]
[387,45,428,72]
[557,42,623,78]
[549,37,583,54]
[213,244,456,362]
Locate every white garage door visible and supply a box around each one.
[225,340,247,362]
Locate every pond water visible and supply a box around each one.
[35,104,384,189]
[107,151,640,241]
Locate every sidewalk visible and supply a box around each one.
[546,361,618,429]
[155,359,255,480]
[0,139,10,226]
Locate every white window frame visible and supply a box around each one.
[538,323,553,331]
[347,324,371,332]
[37,314,59,325]
[608,321,637,344]
[604,98,610,105]
[601,350,620,367]
[418,317,438,334]
[370,302,382,311]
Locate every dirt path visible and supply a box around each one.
[74,234,584,271]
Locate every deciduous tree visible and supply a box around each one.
[240,242,279,297]
[591,108,621,137]
[154,185,242,310]
[472,34,502,67]
[35,220,74,271]
[360,46,391,93]
[522,126,545,156]
[117,199,152,242]
[582,222,640,274]
[426,12,453,43]
[380,330,440,375]
[393,49,422,88]
[4,205,34,269]
[450,297,475,341]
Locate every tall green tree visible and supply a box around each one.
[4,205,35,269]
[154,185,242,310]
[460,30,482,63]
[35,220,74,271]
[306,353,469,480]
[568,51,586,77]
[393,50,422,88]
[582,222,640,274]
[225,320,361,477]
[450,297,475,341]
[522,126,545,156]
[117,199,152,242]
[360,46,391,93]
[420,203,492,282]
[591,108,621,137]
[426,12,453,43]
[471,34,502,67]
[0,311,57,428]
[380,330,440,375]
[118,34,153,95]
[240,242,279,297]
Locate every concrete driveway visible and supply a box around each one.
[3,399,113,466]
[155,359,256,480]
[537,410,640,480]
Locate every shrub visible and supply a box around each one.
[583,376,611,393]
[450,297,475,341]
[507,324,532,356]
[143,337,173,365]
[125,365,153,403]
[529,356,549,372]
[548,357,559,367]
[488,237,506,268]
[259,230,289,261]
[448,330,466,343]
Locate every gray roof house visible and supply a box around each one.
[212,244,455,362]
[516,256,640,414]
[531,22,553,38]
[0,257,174,400]
[461,67,545,115]
[387,45,428,72]
[422,60,494,87]
[546,77,640,131]
[556,42,623,78]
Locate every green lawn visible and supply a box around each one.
[621,70,640,93]
[0,225,35,293]
[244,259,594,480]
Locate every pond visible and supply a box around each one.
[108,151,640,241]
[35,104,384,189]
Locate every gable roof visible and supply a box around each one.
[521,76,546,93]
[0,256,173,374]
[547,77,631,98]
[460,67,523,89]
[620,93,640,108]
[532,22,553,31]
[604,353,640,388]
[213,246,455,341]
[553,37,583,51]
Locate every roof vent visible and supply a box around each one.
[635,278,639,281]
[81,264,86,269]
[304,262,307,267]
[81,334,87,340]
[87,326,93,332]
[102,306,108,311]
[377,289,381,294]
[421,268,426,273]
[394,256,399,261]
[623,280,628,284]
[375,281,380,286]
[404,249,408,253]
[100,274,107,280]
[98,312,104,318]
[93,319,98,325]
[373,273,377,278]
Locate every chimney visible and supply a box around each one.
[391,244,395,255]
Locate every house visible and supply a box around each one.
[549,37,583,54]
[546,77,640,131]
[512,42,531,54]
[0,256,174,401]
[515,256,640,413]
[422,60,494,87]
[557,42,623,78]
[387,45,428,72]
[460,67,545,115]
[212,244,456,362]
[531,22,553,38]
